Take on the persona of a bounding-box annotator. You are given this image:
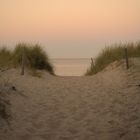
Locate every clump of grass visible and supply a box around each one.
[86,42,140,75]
[0,47,12,68]
[0,43,54,74]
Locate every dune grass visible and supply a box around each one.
[0,47,12,68]
[86,42,140,75]
[0,43,54,74]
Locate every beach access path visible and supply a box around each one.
[0,58,140,140]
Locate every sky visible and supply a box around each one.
[0,0,140,58]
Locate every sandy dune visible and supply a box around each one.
[0,58,140,140]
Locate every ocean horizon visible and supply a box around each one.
[51,58,91,76]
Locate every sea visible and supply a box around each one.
[51,58,91,76]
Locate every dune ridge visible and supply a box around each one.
[0,58,140,140]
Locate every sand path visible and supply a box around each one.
[0,58,140,140]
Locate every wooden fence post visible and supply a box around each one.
[124,48,129,69]
[91,57,94,70]
[21,47,25,75]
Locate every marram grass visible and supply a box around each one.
[0,43,54,74]
[86,42,140,75]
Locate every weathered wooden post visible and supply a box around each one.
[91,57,94,70]
[124,48,129,69]
[21,47,25,75]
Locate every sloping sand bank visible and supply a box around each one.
[0,58,140,140]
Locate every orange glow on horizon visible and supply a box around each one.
[0,0,140,58]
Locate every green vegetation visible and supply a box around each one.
[0,47,12,68]
[86,42,140,75]
[0,43,54,74]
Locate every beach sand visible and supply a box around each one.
[0,58,140,140]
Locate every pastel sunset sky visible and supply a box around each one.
[0,0,140,58]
